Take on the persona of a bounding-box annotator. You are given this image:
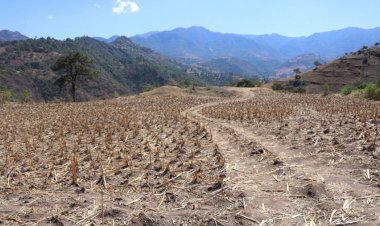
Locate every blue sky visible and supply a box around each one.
[1,0,380,39]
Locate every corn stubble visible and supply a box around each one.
[202,89,380,225]
[203,90,380,149]
[2,88,379,225]
[0,95,234,225]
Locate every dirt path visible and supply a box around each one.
[183,88,380,225]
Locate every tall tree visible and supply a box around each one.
[293,68,302,87]
[293,68,301,80]
[52,52,95,102]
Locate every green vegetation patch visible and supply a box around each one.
[0,86,31,103]
[231,78,262,88]
[272,68,306,93]
[340,83,380,100]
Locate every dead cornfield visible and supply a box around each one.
[1,87,380,225]
[0,92,245,225]
[202,89,380,160]
[201,89,380,225]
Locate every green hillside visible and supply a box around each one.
[0,37,199,101]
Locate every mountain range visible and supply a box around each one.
[131,26,380,77]
[2,27,380,79]
[1,26,380,101]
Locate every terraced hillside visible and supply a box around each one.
[302,45,380,93]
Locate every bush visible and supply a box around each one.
[364,84,380,100]
[340,83,380,100]
[340,85,355,95]
[293,87,306,93]
[340,83,368,96]
[255,80,262,87]
[21,89,31,102]
[236,79,255,87]
[0,88,13,101]
[356,83,369,90]
[288,79,306,87]
[272,83,284,90]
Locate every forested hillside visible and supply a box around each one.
[0,37,200,101]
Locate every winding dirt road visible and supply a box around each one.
[183,88,380,225]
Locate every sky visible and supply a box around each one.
[1,0,380,39]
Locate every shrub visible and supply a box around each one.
[255,80,262,87]
[293,87,306,93]
[341,83,380,101]
[21,89,31,102]
[236,79,255,87]
[340,85,355,95]
[364,84,380,100]
[356,83,368,90]
[0,88,13,101]
[272,83,284,90]
[112,91,120,98]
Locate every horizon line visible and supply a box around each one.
[2,25,380,40]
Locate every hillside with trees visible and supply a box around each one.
[0,36,203,101]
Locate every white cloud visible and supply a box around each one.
[47,15,54,20]
[112,0,139,14]
[94,3,101,8]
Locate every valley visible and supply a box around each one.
[131,26,380,78]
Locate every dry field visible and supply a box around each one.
[0,86,380,225]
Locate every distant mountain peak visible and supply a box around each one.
[187,26,209,31]
[0,30,29,41]
[113,35,132,42]
[111,36,136,46]
[170,26,211,33]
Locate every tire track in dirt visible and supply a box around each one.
[182,88,380,225]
